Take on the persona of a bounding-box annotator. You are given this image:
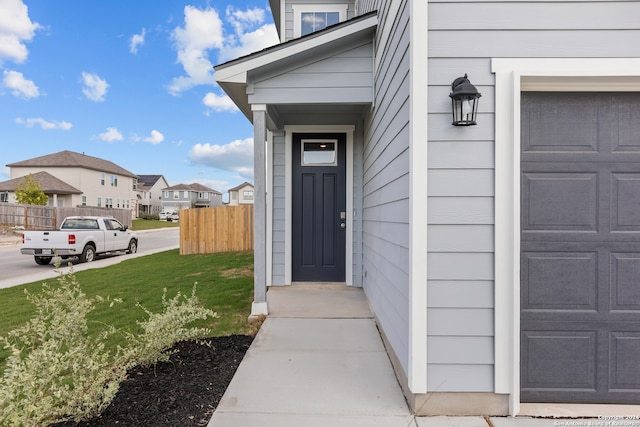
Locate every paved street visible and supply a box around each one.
[0,227,179,289]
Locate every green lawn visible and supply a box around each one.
[0,249,256,369]
[131,218,180,230]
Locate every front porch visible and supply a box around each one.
[215,12,378,317]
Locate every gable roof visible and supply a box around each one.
[7,150,137,178]
[215,12,377,120]
[163,183,222,195]
[228,182,254,192]
[0,171,82,195]
[137,175,164,187]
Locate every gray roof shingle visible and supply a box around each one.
[163,183,222,195]
[0,171,82,195]
[7,150,137,178]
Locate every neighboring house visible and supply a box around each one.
[136,175,168,216]
[161,183,223,212]
[4,150,138,214]
[0,171,81,205]
[215,0,640,418]
[227,182,254,206]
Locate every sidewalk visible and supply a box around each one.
[208,285,582,427]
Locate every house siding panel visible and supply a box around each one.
[351,127,364,287]
[427,225,494,252]
[361,0,412,378]
[251,42,374,105]
[427,365,494,393]
[430,31,640,58]
[271,134,286,286]
[429,2,640,30]
[427,0,640,394]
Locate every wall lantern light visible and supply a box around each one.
[449,74,481,126]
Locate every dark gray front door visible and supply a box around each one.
[521,92,640,403]
[292,133,346,282]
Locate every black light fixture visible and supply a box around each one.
[449,74,481,126]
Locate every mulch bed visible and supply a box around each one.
[52,335,253,427]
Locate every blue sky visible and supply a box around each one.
[0,0,279,197]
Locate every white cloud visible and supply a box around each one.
[16,117,72,130]
[202,92,238,112]
[167,5,278,95]
[0,0,41,65]
[226,6,265,35]
[219,6,278,62]
[129,28,145,54]
[81,72,109,102]
[3,69,38,98]
[144,130,164,144]
[188,138,254,180]
[218,23,278,63]
[167,6,223,95]
[99,127,123,142]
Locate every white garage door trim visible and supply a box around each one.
[491,58,640,416]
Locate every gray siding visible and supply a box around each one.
[361,0,412,376]
[351,126,364,287]
[250,42,373,105]
[428,0,640,392]
[271,133,287,285]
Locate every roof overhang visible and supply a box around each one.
[215,12,378,121]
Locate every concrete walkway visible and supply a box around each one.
[208,285,596,426]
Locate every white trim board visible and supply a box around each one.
[491,58,640,417]
[408,0,429,395]
[284,125,355,286]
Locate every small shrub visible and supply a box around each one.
[0,270,217,426]
[125,284,218,368]
[0,269,125,426]
[140,213,159,220]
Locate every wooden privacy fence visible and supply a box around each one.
[0,203,132,229]
[180,205,254,255]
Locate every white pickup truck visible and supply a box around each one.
[21,216,138,265]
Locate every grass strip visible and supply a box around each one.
[0,249,255,370]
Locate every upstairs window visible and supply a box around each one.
[292,4,347,38]
[243,190,254,201]
[110,175,118,187]
[101,173,105,186]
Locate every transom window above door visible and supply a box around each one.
[292,4,348,38]
[302,139,338,166]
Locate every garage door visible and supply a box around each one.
[521,92,640,403]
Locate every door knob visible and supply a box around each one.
[340,223,346,229]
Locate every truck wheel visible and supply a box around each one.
[126,239,138,254]
[80,245,96,263]
[34,256,52,265]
